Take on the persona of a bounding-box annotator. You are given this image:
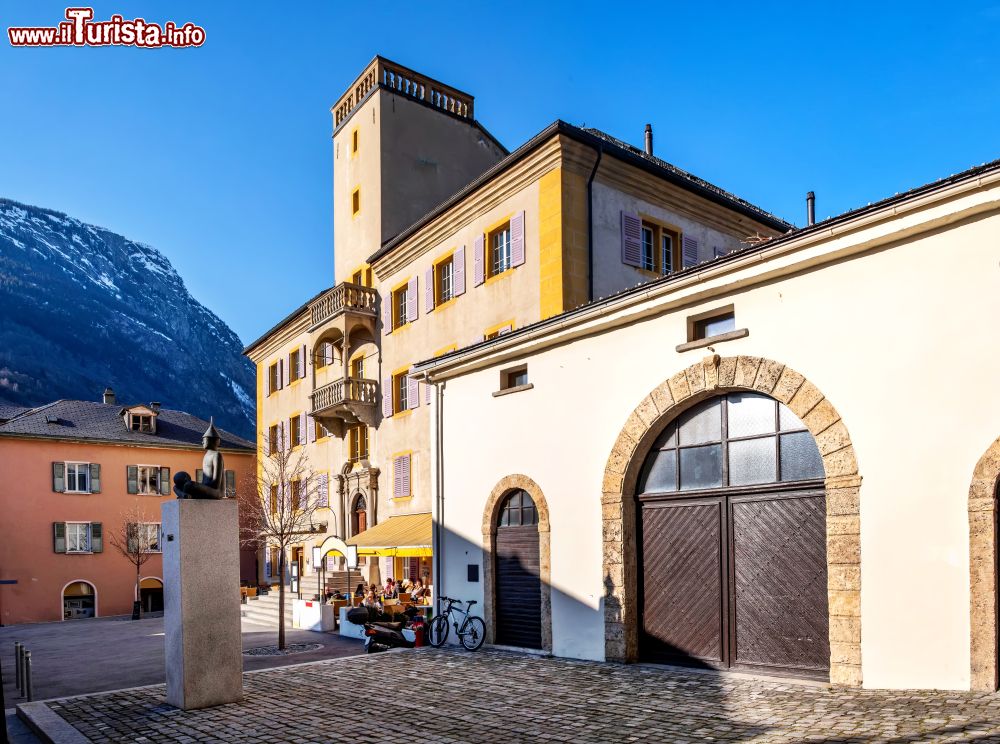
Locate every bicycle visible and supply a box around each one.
[427,596,486,650]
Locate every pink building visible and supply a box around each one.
[0,390,255,625]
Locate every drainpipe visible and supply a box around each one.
[586,143,604,302]
[432,377,444,615]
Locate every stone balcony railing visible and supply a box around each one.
[311,377,379,417]
[333,57,474,129]
[309,282,377,329]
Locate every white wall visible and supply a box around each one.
[436,204,1000,687]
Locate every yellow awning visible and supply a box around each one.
[345,513,432,557]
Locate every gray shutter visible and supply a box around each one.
[425,267,435,312]
[307,414,316,443]
[401,454,411,496]
[318,473,329,507]
[159,467,171,495]
[53,522,66,553]
[382,375,393,418]
[89,463,101,493]
[621,212,642,267]
[407,276,418,321]
[127,523,138,554]
[52,462,66,493]
[90,522,103,553]
[454,246,466,296]
[424,379,431,405]
[278,358,285,389]
[473,234,485,286]
[682,236,699,268]
[225,470,236,498]
[382,292,392,334]
[393,456,402,497]
[299,414,307,446]
[127,465,138,494]
[299,344,307,379]
[511,210,525,267]
[407,375,420,409]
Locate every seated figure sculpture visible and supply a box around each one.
[173,419,227,499]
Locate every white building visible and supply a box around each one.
[416,157,1000,691]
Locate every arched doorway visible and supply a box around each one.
[968,435,1000,690]
[62,580,96,619]
[352,493,368,534]
[494,489,542,649]
[636,392,828,678]
[140,577,163,613]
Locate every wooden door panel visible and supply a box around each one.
[495,526,542,649]
[640,500,725,664]
[730,492,829,674]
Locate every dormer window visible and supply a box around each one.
[131,414,154,433]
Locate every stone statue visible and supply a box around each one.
[173,419,226,499]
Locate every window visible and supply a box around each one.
[290,480,302,511]
[638,393,824,494]
[290,414,302,448]
[348,423,369,462]
[314,418,331,441]
[66,522,92,553]
[131,414,153,432]
[352,187,360,216]
[502,365,528,389]
[270,485,278,516]
[498,489,538,527]
[484,323,513,341]
[225,470,236,499]
[268,362,279,394]
[393,454,411,498]
[640,221,679,276]
[488,222,511,277]
[128,523,161,553]
[690,307,737,341]
[65,463,90,493]
[393,284,409,329]
[436,255,454,304]
[315,342,330,370]
[351,128,359,155]
[393,371,409,414]
[350,355,365,379]
[269,546,279,574]
[269,424,278,454]
[137,466,160,495]
[289,348,301,382]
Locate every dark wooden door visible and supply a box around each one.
[640,489,828,678]
[495,525,542,649]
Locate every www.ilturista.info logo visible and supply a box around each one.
[8,7,205,48]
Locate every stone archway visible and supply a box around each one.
[482,475,552,652]
[969,435,1000,691]
[601,354,862,686]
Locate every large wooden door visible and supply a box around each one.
[494,490,542,649]
[636,392,830,679]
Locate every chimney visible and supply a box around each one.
[102,387,116,405]
[644,124,653,156]
[806,191,816,226]
[150,402,161,413]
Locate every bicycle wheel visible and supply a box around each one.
[460,616,486,651]
[428,614,449,647]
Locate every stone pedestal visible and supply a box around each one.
[162,499,243,710]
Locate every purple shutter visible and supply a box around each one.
[287,352,294,382]
[318,473,328,507]
[473,234,485,286]
[407,276,418,321]
[682,236,699,268]
[278,420,286,452]
[288,418,295,449]
[393,456,402,497]
[500,324,513,335]
[299,414,306,445]
[425,267,435,312]
[382,292,392,334]
[299,344,306,378]
[424,379,431,405]
[278,358,284,389]
[265,365,271,396]
[382,375,393,417]
[402,454,411,496]
[621,212,642,267]
[454,246,466,296]
[307,414,316,443]
[407,375,419,409]
[511,211,525,267]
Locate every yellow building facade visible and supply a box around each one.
[244,56,789,588]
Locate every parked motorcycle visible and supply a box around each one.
[346,606,420,654]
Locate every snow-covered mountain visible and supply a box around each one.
[0,198,255,440]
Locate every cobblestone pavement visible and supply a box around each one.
[22,648,1000,743]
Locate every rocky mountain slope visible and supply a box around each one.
[0,198,255,440]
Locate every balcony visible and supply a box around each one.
[309,282,377,330]
[311,377,379,425]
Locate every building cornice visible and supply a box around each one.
[0,431,254,454]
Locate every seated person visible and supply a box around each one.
[410,579,428,602]
[355,583,366,597]
[399,577,413,593]
[362,589,381,610]
[383,577,397,598]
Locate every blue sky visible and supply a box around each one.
[2,2,999,343]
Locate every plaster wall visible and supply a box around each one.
[0,439,254,625]
[438,208,1000,688]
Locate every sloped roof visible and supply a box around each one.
[0,403,30,422]
[0,399,254,451]
[345,513,432,557]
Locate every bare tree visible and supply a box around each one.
[238,432,325,649]
[109,500,161,619]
